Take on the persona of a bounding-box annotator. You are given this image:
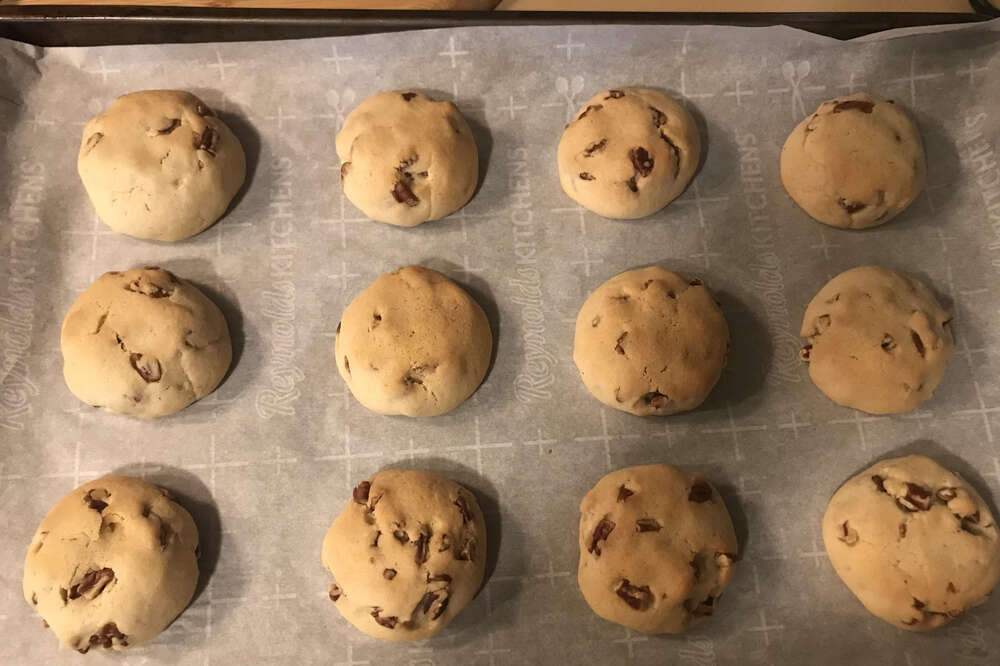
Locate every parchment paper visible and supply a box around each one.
[1,19,999,665]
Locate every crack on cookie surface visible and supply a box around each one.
[635,518,662,532]
[83,132,104,155]
[583,138,606,157]
[615,332,628,356]
[658,130,681,176]
[577,104,603,120]
[833,99,875,114]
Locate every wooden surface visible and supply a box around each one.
[0,0,975,11]
[497,0,972,10]
[0,0,500,7]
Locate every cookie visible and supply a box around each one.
[335,266,491,417]
[780,92,925,229]
[800,266,952,414]
[336,90,478,227]
[78,90,246,242]
[578,465,738,634]
[557,87,700,219]
[23,475,199,652]
[822,454,1000,631]
[61,267,232,418]
[573,266,729,416]
[322,470,487,642]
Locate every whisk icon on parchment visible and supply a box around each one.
[543,75,585,124]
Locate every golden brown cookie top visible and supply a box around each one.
[60,267,232,418]
[557,88,700,219]
[800,266,952,414]
[578,465,738,634]
[823,455,1000,631]
[321,469,487,642]
[336,91,479,227]
[334,266,491,417]
[22,475,199,652]
[574,266,729,416]
[780,92,925,229]
[78,90,246,241]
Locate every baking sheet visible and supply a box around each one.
[1,19,999,665]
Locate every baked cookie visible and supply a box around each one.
[800,266,952,414]
[780,92,925,229]
[23,475,199,652]
[322,470,487,642]
[573,266,728,416]
[822,454,1000,631]
[557,88,700,219]
[335,266,491,417]
[78,90,246,242]
[336,90,478,227]
[578,465,738,634]
[61,267,232,418]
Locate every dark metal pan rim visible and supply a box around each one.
[0,7,992,46]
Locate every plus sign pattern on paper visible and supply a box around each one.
[0,20,999,666]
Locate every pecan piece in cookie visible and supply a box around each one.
[588,518,615,556]
[69,568,115,600]
[129,353,162,383]
[392,180,420,207]
[642,392,670,410]
[688,481,713,503]
[371,608,398,629]
[838,521,859,546]
[78,623,128,653]
[616,579,653,610]
[353,481,371,504]
[84,488,110,512]
[895,483,932,512]
[629,147,654,177]
[193,128,217,155]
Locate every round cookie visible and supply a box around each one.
[61,267,232,418]
[23,475,199,653]
[321,470,487,642]
[336,90,479,227]
[822,454,1000,631]
[800,266,952,414]
[573,266,729,416]
[578,465,738,634]
[780,92,925,229]
[557,87,700,219]
[334,266,491,417]
[78,90,246,242]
